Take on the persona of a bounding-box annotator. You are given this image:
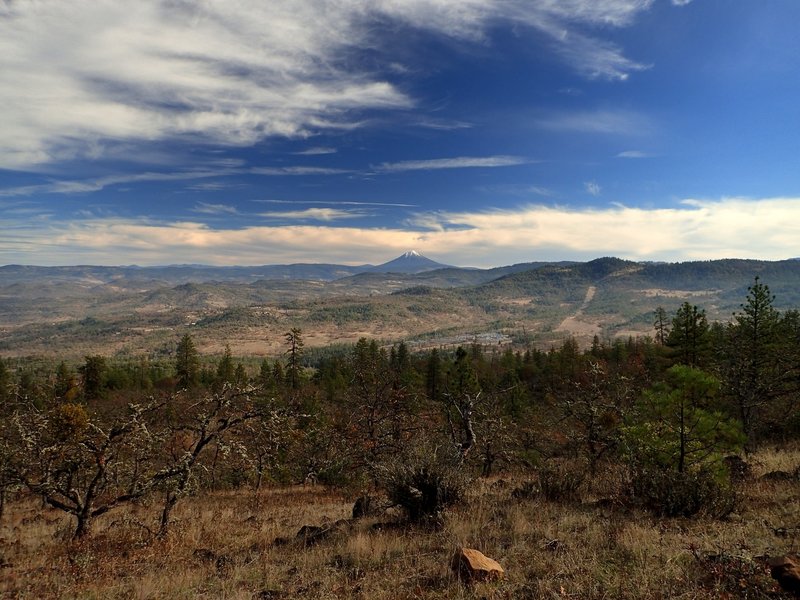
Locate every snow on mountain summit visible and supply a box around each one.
[369,251,450,274]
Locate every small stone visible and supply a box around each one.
[451,547,505,582]
[769,555,800,596]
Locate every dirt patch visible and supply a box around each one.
[641,288,717,298]
[555,286,600,338]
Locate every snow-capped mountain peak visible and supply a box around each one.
[369,251,450,274]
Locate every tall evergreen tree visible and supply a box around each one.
[234,363,247,386]
[54,361,74,400]
[259,359,272,388]
[175,334,200,389]
[725,277,781,440]
[216,345,235,387]
[284,328,304,390]
[654,306,670,346]
[425,348,443,402]
[79,355,106,401]
[667,302,709,367]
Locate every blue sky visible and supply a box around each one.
[2,0,800,267]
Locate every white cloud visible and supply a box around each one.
[537,109,653,135]
[4,197,800,267]
[378,156,529,172]
[0,0,656,169]
[259,199,417,208]
[186,181,248,192]
[0,170,233,197]
[292,147,338,156]
[193,202,239,215]
[585,181,602,196]
[259,208,368,221]
[414,119,474,131]
[616,150,651,158]
[479,183,554,197]
[250,166,352,176]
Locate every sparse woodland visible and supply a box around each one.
[3,277,800,598]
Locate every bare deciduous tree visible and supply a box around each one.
[9,400,164,538]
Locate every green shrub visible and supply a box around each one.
[538,461,584,503]
[628,465,738,518]
[379,449,467,524]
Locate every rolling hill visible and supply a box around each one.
[3,256,800,359]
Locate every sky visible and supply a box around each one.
[2,0,800,268]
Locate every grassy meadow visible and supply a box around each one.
[4,446,800,599]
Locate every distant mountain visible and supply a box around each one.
[368,251,451,274]
[0,262,372,286]
[472,256,800,314]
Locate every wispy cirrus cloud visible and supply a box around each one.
[259,208,368,221]
[537,109,653,135]
[616,150,652,158]
[584,181,602,196]
[0,170,233,197]
[4,197,800,267]
[186,181,248,192]
[413,119,474,131]
[292,147,338,156]
[377,155,529,172]
[0,154,526,200]
[0,1,662,170]
[258,199,417,208]
[250,166,352,176]
[193,202,239,215]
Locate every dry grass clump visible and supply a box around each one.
[4,448,800,599]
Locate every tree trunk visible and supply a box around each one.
[74,513,92,538]
[158,493,178,538]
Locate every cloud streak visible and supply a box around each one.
[377,156,529,172]
[0,1,658,170]
[0,170,234,197]
[4,197,799,267]
[537,109,653,135]
[259,208,368,221]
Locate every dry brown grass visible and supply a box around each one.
[4,452,800,599]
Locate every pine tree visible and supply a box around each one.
[654,306,669,345]
[79,355,106,401]
[216,344,235,387]
[54,361,74,400]
[175,334,200,389]
[667,302,710,367]
[726,277,781,441]
[630,365,743,473]
[425,348,442,402]
[234,363,247,386]
[284,328,304,390]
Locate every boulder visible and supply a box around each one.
[761,470,796,482]
[295,520,350,547]
[451,547,504,582]
[723,455,750,480]
[769,556,800,596]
